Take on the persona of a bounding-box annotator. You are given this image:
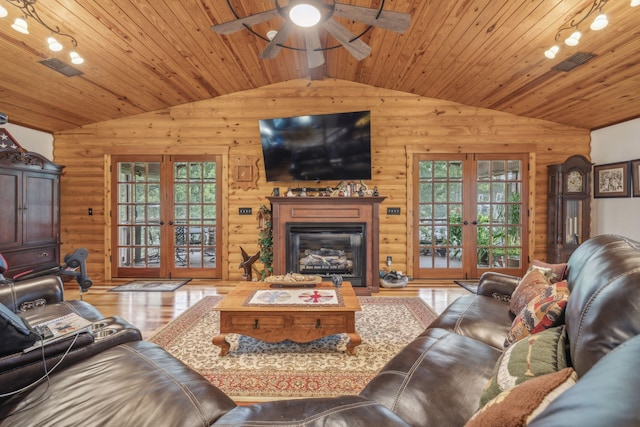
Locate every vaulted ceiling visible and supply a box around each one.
[1,0,639,133]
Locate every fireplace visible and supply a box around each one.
[287,223,366,286]
[268,196,385,294]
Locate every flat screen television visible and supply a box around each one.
[259,110,371,182]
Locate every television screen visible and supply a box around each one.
[259,110,372,182]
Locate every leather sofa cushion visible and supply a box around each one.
[563,234,640,375]
[0,316,142,396]
[0,341,236,426]
[427,294,514,350]
[215,395,411,426]
[529,333,640,426]
[360,328,502,427]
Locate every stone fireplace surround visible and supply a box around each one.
[268,196,385,295]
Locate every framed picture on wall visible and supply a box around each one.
[632,159,640,197]
[594,161,630,198]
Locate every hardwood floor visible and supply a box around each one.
[64,280,470,339]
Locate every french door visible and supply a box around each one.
[413,153,528,279]
[111,155,221,278]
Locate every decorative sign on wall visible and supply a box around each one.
[231,156,258,190]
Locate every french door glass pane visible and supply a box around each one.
[418,160,463,269]
[476,160,522,268]
[173,162,217,269]
[116,162,161,268]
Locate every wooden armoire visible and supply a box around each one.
[0,128,63,278]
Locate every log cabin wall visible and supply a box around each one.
[53,78,590,283]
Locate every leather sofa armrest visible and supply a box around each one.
[0,317,142,396]
[0,275,64,312]
[476,271,520,301]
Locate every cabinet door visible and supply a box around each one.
[23,171,59,245]
[0,168,22,248]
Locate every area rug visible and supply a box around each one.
[109,279,191,292]
[149,296,438,402]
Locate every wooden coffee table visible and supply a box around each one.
[211,281,362,356]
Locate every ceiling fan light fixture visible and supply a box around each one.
[12,17,29,34]
[631,0,640,7]
[590,13,608,30]
[289,3,322,28]
[266,30,278,41]
[0,5,8,18]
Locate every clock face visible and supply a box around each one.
[567,170,583,192]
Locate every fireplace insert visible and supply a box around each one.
[286,223,366,287]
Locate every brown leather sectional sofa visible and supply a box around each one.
[2,234,640,426]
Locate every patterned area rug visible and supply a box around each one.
[109,279,191,292]
[149,296,438,402]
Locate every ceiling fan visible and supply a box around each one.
[212,0,411,68]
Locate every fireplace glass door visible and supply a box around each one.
[287,224,365,286]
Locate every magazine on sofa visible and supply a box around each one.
[24,313,93,352]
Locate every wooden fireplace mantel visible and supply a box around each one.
[267,196,386,295]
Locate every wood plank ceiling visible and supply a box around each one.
[0,0,638,133]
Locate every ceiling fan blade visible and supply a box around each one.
[260,21,294,59]
[304,28,325,68]
[333,4,411,33]
[322,19,371,61]
[212,9,280,35]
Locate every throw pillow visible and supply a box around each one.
[504,281,570,348]
[527,260,568,283]
[510,269,551,315]
[480,325,568,407]
[467,368,577,427]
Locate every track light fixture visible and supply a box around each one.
[543,0,622,59]
[0,0,84,64]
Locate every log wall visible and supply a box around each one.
[53,78,590,282]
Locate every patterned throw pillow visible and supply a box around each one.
[504,281,569,348]
[481,325,568,407]
[527,260,568,284]
[510,269,551,315]
[467,368,577,427]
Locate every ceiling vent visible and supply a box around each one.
[38,58,83,77]
[552,52,596,72]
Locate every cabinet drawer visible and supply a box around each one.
[291,314,348,329]
[3,246,59,277]
[228,314,285,329]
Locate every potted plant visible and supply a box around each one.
[256,205,273,280]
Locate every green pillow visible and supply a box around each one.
[480,325,568,408]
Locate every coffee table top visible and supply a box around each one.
[214,281,361,313]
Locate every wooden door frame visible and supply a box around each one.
[104,148,229,280]
[406,146,535,279]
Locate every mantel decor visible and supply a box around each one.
[594,161,630,198]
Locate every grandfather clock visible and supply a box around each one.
[547,155,592,263]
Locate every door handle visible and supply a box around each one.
[168,221,174,225]
[463,221,469,225]
[472,221,478,225]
